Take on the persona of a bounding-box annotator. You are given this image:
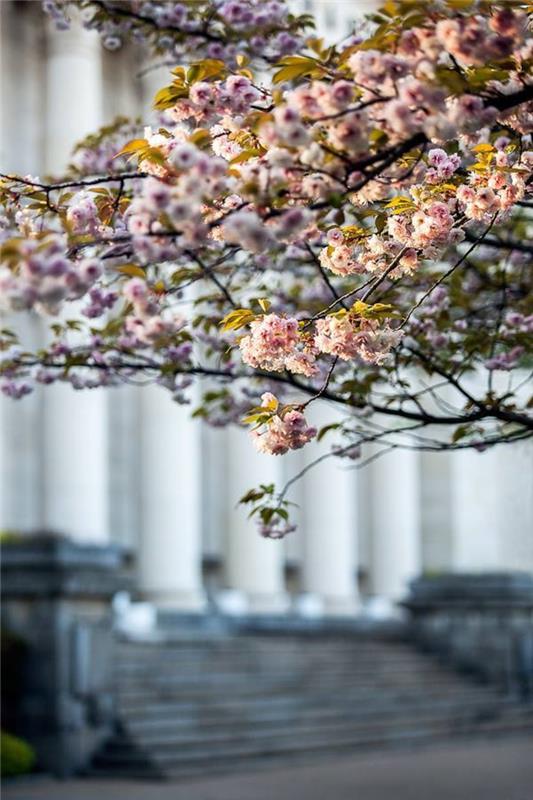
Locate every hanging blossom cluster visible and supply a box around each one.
[314,316,402,366]
[239,314,318,377]
[239,311,402,373]
[250,393,317,456]
[2,0,533,535]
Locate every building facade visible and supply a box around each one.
[1,0,532,623]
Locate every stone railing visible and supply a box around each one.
[403,572,533,699]
[1,534,131,776]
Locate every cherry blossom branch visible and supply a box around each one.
[89,0,226,44]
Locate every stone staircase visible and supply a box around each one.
[90,630,533,779]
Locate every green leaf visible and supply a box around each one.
[317,423,340,442]
[220,308,256,332]
[256,298,271,313]
[272,56,321,84]
[152,84,189,111]
[115,264,146,278]
[230,148,265,164]
[114,139,148,159]
[351,300,400,320]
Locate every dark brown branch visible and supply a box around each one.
[0,171,147,192]
[464,230,533,255]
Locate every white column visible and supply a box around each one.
[40,17,110,543]
[108,387,142,549]
[451,442,533,573]
[44,17,103,172]
[224,427,289,614]
[0,3,46,534]
[0,317,44,533]
[420,451,453,571]
[299,403,359,616]
[201,424,228,559]
[138,386,206,611]
[41,387,110,542]
[369,448,422,612]
[101,43,144,551]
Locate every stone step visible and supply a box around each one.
[114,660,444,679]
[114,659,467,681]
[115,674,490,705]
[115,700,524,749]
[123,695,515,737]
[92,711,533,778]
[114,642,414,661]
[115,639,423,653]
[92,632,531,779]
[116,685,498,719]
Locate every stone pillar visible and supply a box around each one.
[223,427,289,614]
[44,16,103,172]
[0,2,46,533]
[0,317,44,533]
[299,403,359,616]
[137,386,206,611]
[451,442,533,572]
[41,387,110,543]
[420,450,453,572]
[41,17,110,543]
[369,448,422,612]
[100,44,144,552]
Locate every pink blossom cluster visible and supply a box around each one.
[435,12,522,66]
[259,519,297,539]
[82,286,118,319]
[501,311,533,335]
[314,316,402,365]
[121,277,186,345]
[239,314,318,376]
[0,235,103,315]
[320,231,417,279]
[262,106,310,149]
[290,81,355,120]
[388,201,456,256]
[126,152,230,257]
[251,394,317,455]
[425,148,461,184]
[286,81,374,156]
[221,210,273,253]
[318,240,364,277]
[66,192,100,234]
[183,75,262,121]
[456,172,526,221]
[485,346,525,371]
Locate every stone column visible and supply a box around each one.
[0,317,44,533]
[40,17,110,543]
[0,3,46,533]
[137,386,206,611]
[223,427,289,614]
[100,43,144,551]
[451,442,533,572]
[420,450,453,572]
[369,447,422,613]
[44,16,103,172]
[299,403,359,616]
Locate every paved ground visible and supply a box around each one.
[4,737,533,800]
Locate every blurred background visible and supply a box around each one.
[1,0,532,789]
